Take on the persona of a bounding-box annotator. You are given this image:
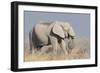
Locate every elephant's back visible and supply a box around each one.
[34,23,50,45]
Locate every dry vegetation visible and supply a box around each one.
[24,37,90,62]
[24,48,89,62]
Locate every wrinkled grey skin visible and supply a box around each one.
[29,21,75,55]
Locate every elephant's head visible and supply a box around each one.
[47,21,75,54]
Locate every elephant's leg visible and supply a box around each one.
[61,40,68,55]
[39,45,52,55]
[49,36,58,55]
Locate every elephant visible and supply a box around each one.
[29,21,75,55]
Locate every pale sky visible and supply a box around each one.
[24,11,90,40]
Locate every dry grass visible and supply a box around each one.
[24,48,89,62]
[24,37,90,62]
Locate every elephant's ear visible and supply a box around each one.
[52,24,65,38]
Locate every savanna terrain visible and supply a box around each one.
[24,37,90,62]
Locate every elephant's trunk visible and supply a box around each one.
[68,37,75,53]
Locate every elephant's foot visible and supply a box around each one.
[64,51,69,56]
[67,49,72,54]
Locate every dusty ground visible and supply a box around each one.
[24,37,90,62]
[24,48,89,62]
